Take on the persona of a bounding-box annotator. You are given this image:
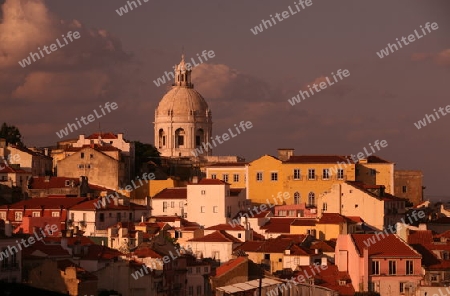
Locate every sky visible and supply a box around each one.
[0,0,449,197]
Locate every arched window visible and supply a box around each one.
[196,129,204,147]
[308,192,315,207]
[175,128,185,148]
[294,192,300,205]
[158,129,165,149]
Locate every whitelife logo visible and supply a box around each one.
[376,22,439,59]
[18,31,81,68]
[55,102,118,139]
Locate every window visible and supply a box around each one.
[293,169,301,180]
[116,212,121,222]
[163,202,167,212]
[177,135,184,145]
[256,172,263,181]
[233,174,239,182]
[264,253,270,260]
[308,169,315,180]
[322,203,327,212]
[1,248,8,268]
[0,212,5,220]
[196,267,201,273]
[222,174,229,182]
[406,260,413,275]
[51,212,60,217]
[201,190,206,195]
[402,186,407,193]
[337,169,344,180]
[171,202,175,208]
[15,212,22,221]
[271,172,278,181]
[370,169,376,176]
[389,260,397,275]
[278,210,287,216]
[78,164,84,169]
[204,267,208,273]
[371,261,380,275]
[188,286,193,296]
[400,282,409,294]
[294,192,300,204]
[197,286,202,295]
[90,154,94,159]
[213,206,218,213]
[212,251,220,260]
[81,152,84,159]
[179,201,184,208]
[308,192,315,206]
[288,210,296,217]
[211,174,216,179]
[322,169,330,180]
[238,233,242,238]
[99,213,105,222]
[196,136,201,146]
[201,206,205,213]
[11,252,17,268]
[188,267,192,274]
[65,180,71,186]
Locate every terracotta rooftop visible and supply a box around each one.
[133,246,163,259]
[86,132,118,139]
[189,179,229,185]
[0,197,87,210]
[0,166,29,174]
[351,234,421,258]
[208,162,248,167]
[28,176,80,189]
[205,223,245,231]
[318,213,351,224]
[235,237,294,253]
[152,188,187,200]
[284,155,350,164]
[188,230,242,243]
[70,198,147,211]
[214,257,247,277]
[233,210,271,219]
[290,219,316,227]
[261,218,298,233]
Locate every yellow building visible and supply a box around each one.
[355,156,394,194]
[205,149,394,207]
[205,163,248,189]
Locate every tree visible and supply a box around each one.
[0,123,23,146]
[133,141,161,176]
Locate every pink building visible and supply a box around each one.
[336,234,422,295]
[274,204,317,218]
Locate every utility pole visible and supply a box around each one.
[258,264,263,296]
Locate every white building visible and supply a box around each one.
[68,197,150,237]
[150,187,187,217]
[187,230,242,263]
[186,179,248,228]
[154,55,212,158]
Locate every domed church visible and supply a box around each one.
[154,55,213,158]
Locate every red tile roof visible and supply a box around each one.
[190,179,228,185]
[22,240,71,259]
[188,230,242,243]
[0,197,87,210]
[214,257,247,277]
[234,210,271,219]
[317,213,348,224]
[0,166,29,174]
[86,132,118,139]
[208,163,248,167]
[134,246,163,258]
[284,155,350,164]
[290,219,316,227]
[28,177,80,189]
[70,198,147,211]
[310,240,336,252]
[235,237,293,253]
[351,234,421,258]
[292,265,355,296]
[206,224,245,231]
[407,230,434,245]
[261,218,298,233]
[153,188,187,199]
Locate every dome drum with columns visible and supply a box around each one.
[154,55,212,158]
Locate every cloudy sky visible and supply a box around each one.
[0,0,449,197]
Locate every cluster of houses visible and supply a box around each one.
[0,133,449,296]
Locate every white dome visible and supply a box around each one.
[156,87,209,117]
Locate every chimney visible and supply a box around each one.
[80,134,85,142]
[44,148,49,156]
[321,257,327,266]
[113,196,119,206]
[277,148,294,161]
[192,176,198,183]
[118,133,123,141]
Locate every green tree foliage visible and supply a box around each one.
[0,123,23,146]
[133,141,161,176]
